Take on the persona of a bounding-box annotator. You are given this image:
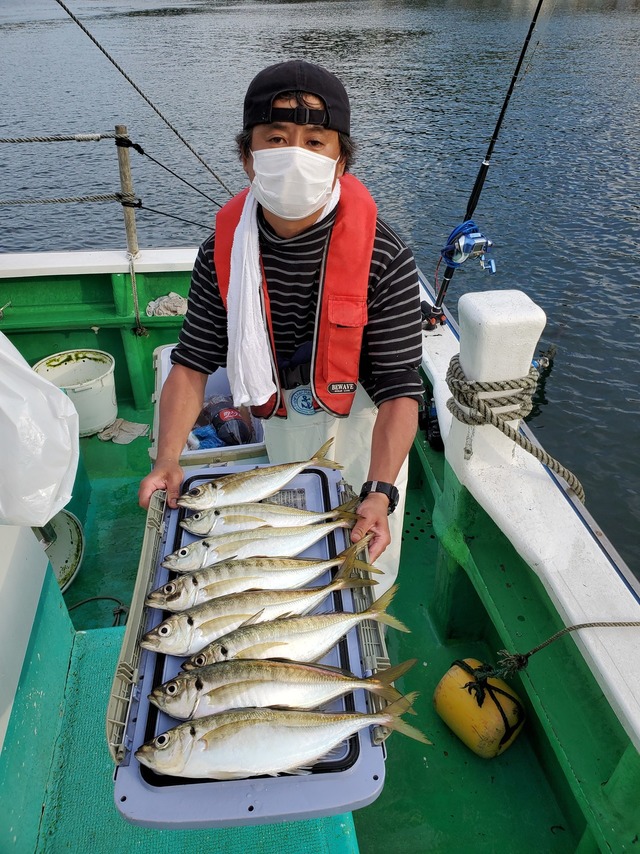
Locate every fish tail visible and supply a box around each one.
[353,558,383,575]
[374,658,418,687]
[335,496,360,513]
[387,713,432,745]
[310,438,343,471]
[366,585,410,633]
[333,510,360,524]
[367,659,418,708]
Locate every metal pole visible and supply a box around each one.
[115,124,139,256]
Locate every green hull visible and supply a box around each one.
[0,260,638,852]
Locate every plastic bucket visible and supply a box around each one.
[33,349,118,437]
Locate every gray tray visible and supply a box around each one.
[108,464,391,828]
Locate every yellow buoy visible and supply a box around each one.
[433,657,525,758]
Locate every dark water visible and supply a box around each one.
[1,0,639,573]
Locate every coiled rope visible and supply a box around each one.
[52,0,234,197]
[446,353,585,503]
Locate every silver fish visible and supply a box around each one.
[183,585,408,669]
[146,538,377,612]
[179,497,357,537]
[161,518,354,572]
[140,568,375,657]
[135,694,430,779]
[177,438,342,510]
[149,658,417,720]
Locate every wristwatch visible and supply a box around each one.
[359,480,400,515]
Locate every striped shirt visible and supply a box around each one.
[172,205,424,407]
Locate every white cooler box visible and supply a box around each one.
[149,344,268,466]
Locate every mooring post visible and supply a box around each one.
[115,124,139,257]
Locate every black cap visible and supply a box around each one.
[243,59,350,135]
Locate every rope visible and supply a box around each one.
[115,136,224,208]
[446,353,586,503]
[128,256,147,336]
[0,193,120,206]
[465,621,640,684]
[68,596,129,627]
[119,195,212,230]
[52,0,234,197]
[0,133,116,143]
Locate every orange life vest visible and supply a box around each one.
[214,173,377,418]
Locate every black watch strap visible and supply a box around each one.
[359,480,400,514]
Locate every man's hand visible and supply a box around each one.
[350,492,391,562]
[138,458,184,510]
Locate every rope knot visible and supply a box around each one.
[444,353,585,503]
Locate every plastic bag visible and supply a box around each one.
[0,333,79,527]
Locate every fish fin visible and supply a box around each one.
[310,438,343,471]
[334,496,360,513]
[222,515,272,527]
[237,610,265,628]
[198,615,253,636]
[239,642,288,658]
[199,721,249,749]
[367,585,410,633]
[335,577,377,592]
[383,693,431,745]
[373,658,418,686]
[352,558,383,575]
[285,766,314,776]
[200,580,244,599]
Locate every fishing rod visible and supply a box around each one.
[424,0,547,330]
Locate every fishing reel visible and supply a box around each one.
[441,221,496,274]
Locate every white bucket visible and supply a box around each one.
[33,349,118,437]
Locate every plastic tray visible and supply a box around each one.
[108,464,391,828]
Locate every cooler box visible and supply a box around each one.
[107,465,392,829]
[149,344,268,465]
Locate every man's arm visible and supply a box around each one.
[350,396,418,561]
[138,364,208,509]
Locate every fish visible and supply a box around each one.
[135,694,430,779]
[149,657,418,720]
[179,496,358,537]
[140,564,376,657]
[146,537,378,612]
[161,518,354,572]
[177,438,342,510]
[182,585,409,669]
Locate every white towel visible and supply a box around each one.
[226,182,341,408]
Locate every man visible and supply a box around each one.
[139,59,423,588]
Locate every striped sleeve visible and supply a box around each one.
[361,218,424,406]
[170,233,229,375]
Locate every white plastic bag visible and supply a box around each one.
[0,333,79,527]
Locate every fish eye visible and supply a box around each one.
[159,624,171,636]
[193,654,207,667]
[178,548,189,557]
[194,677,204,691]
[154,733,170,749]
[188,487,201,497]
[193,512,202,520]
[163,583,176,594]
[166,681,178,695]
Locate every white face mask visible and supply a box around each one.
[250,147,339,221]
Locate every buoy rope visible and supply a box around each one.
[454,659,525,743]
[463,621,640,684]
[446,353,586,503]
[52,0,234,197]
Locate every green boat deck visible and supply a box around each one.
[1,264,638,851]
